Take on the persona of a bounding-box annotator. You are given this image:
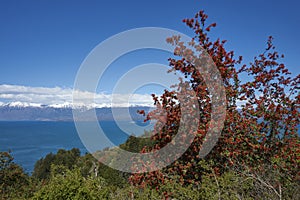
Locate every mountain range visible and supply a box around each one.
[0,102,152,121]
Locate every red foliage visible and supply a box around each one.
[129,10,300,188]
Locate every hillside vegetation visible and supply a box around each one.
[1,10,299,199]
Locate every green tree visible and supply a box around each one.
[32,148,81,180]
[33,165,111,200]
[0,151,35,199]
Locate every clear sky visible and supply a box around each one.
[0,0,299,106]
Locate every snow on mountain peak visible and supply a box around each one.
[48,102,73,108]
[3,101,43,108]
[0,101,154,109]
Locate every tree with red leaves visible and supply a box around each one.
[129,10,300,195]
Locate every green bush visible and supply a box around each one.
[0,151,36,199]
[33,165,111,200]
[32,148,81,180]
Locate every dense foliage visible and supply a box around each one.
[129,10,300,199]
[0,10,299,200]
[0,151,38,199]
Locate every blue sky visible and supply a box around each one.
[0,0,299,106]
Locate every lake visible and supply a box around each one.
[0,121,151,173]
[1,121,298,174]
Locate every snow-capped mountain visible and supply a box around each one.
[2,101,43,108]
[0,101,152,121]
[0,84,156,120]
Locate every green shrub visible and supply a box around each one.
[0,151,35,199]
[33,165,111,200]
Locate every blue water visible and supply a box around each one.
[0,121,151,173]
[1,121,298,174]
